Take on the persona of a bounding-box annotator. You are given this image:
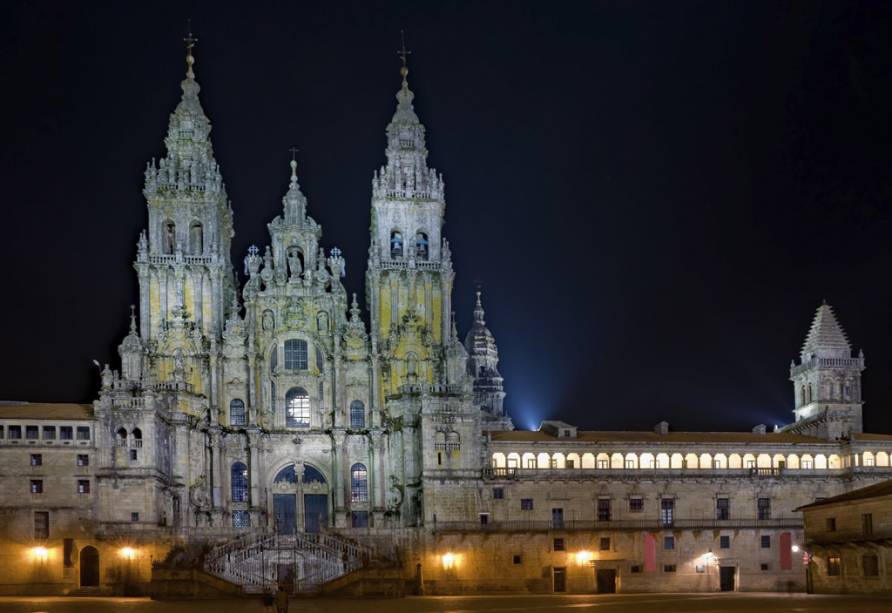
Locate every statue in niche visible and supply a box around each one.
[262,310,275,332]
[287,249,302,280]
[173,348,186,382]
[317,311,329,333]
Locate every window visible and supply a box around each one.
[664,564,677,572]
[163,220,176,254]
[77,454,89,467]
[630,565,642,573]
[131,512,140,522]
[629,497,643,512]
[624,459,634,469]
[131,427,143,447]
[30,454,42,466]
[716,497,730,520]
[757,498,771,520]
[760,563,770,571]
[34,511,49,539]
[552,508,564,528]
[862,513,873,536]
[415,232,429,260]
[9,425,21,440]
[130,449,138,461]
[513,555,522,565]
[661,498,674,527]
[390,231,404,258]
[350,400,365,429]
[31,480,43,494]
[285,387,310,427]
[77,480,90,494]
[0,425,3,438]
[189,221,203,255]
[526,458,536,468]
[284,339,308,370]
[663,536,675,550]
[352,511,369,528]
[492,487,504,500]
[26,426,39,440]
[60,426,72,440]
[230,399,246,426]
[76,427,90,441]
[802,459,813,469]
[566,459,575,469]
[826,517,837,532]
[232,510,251,528]
[600,537,611,551]
[270,345,278,371]
[761,535,771,548]
[479,513,489,525]
[231,462,249,502]
[553,538,565,551]
[521,498,533,511]
[746,459,756,469]
[720,535,730,549]
[827,555,840,577]
[864,454,875,467]
[43,426,56,440]
[597,459,609,469]
[863,554,879,577]
[351,463,369,502]
[597,498,611,521]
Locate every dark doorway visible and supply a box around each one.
[551,507,564,529]
[277,563,294,593]
[273,494,297,534]
[304,494,328,533]
[596,568,616,593]
[79,546,99,587]
[720,566,735,591]
[553,567,566,592]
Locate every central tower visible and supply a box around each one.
[366,62,453,396]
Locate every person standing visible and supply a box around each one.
[274,585,289,613]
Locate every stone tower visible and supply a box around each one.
[464,290,509,427]
[788,302,865,439]
[136,38,236,396]
[365,63,453,397]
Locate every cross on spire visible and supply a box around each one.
[397,30,412,79]
[183,19,198,78]
[289,146,299,161]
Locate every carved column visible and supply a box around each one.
[370,430,386,513]
[247,428,262,508]
[209,428,223,508]
[331,429,347,516]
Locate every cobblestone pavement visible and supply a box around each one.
[1,593,891,613]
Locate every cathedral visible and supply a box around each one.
[0,38,891,597]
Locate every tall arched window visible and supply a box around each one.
[285,387,310,428]
[116,427,127,448]
[131,428,142,448]
[415,232,429,260]
[189,222,203,255]
[390,231,403,258]
[163,220,176,254]
[230,399,246,426]
[351,463,368,502]
[284,339,308,370]
[231,462,249,502]
[350,400,365,429]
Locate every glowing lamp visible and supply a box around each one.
[791,545,800,553]
[31,546,49,562]
[119,547,137,560]
[575,551,594,566]
[441,552,457,570]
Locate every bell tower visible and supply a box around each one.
[365,50,453,397]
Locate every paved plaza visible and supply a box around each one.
[1,594,892,613]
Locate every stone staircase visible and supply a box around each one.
[204,531,371,594]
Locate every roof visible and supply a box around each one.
[491,430,824,444]
[0,403,93,420]
[796,479,892,511]
[801,303,851,360]
[851,433,892,442]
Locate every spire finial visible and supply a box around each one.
[184,19,198,79]
[397,30,412,83]
[473,286,486,324]
[288,147,299,187]
[129,304,137,334]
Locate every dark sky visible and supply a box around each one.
[2,1,892,434]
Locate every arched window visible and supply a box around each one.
[285,387,310,428]
[163,220,176,254]
[351,463,369,502]
[415,232,429,260]
[390,231,403,258]
[270,381,276,413]
[350,400,365,429]
[231,462,249,502]
[131,428,142,448]
[284,339,308,370]
[230,399,246,427]
[116,427,127,448]
[189,222,203,255]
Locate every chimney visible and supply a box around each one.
[752,424,767,435]
[654,421,669,435]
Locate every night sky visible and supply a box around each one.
[3,1,892,434]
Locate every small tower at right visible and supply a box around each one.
[465,289,509,427]
[788,302,865,439]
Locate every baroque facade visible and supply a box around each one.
[1,41,892,596]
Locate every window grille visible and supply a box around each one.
[77,480,90,494]
[284,339,308,370]
[629,498,643,512]
[76,427,90,441]
[231,462,249,502]
[597,499,611,521]
[661,498,675,527]
[285,387,310,428]
[664,536,675,550]
[60,427,72,440]
[351,463,369,502]
[757,498,771,520]
[716,497,730,520]
[230,399,246,426]
[521,498,533,511]
[232,510,251,528]
[350,400,365,429]
[43,426,56,440]
[34,511,49,539]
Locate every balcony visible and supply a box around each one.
[807,527,892,546]
[480,466,866,481]
[432,517,804,533]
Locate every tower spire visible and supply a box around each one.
[397,29,412,84]
[184,20,198,79]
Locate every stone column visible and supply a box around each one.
[209,428,223,508]
[331,430,347,516]
[371,430,386,513]
[247,429,262,508]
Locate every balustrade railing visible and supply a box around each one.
[433,517,803,533]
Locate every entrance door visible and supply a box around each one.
[596,568,616,593]
[553,567,566,592]
[277,563,295,592]
[720,566,735,591]
[552,507,564,529]
[273,494,297,534]
[304,494,328,534]
[79,546,99,587]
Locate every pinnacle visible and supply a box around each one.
[801,302,851,360]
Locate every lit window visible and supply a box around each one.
[350,400,365,429]
[597,459,608,469]
[30,454,42,466]
[77,480,90,494]
[231,462,249,502]
[827,555,840,576]
[521,498,533,511]
[31,480,43,494]
[230,399,246,427]
[232,510,251,528]
[284,339,308,370]
[802,459,813,469]
[351,463,369,502]
[285,387,310,428]
[77,454,89,467]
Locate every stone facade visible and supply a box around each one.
[1,41,892,596]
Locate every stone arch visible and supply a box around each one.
[506,452,520,469]
[772,453,786,468]
[79,545,99,587]
[552,452,566,469]
[390,229,404,258]
[189,221,203,255]
[728,454,742,469]
[712,453,727,469]
[814,454,827,470]
[699,453,712,469]
[862,451,876,467]
[566,452,580,469]
[491,453,506,468]
[670,453,683,469]
[786,454,800,469]
[610,453,623,469]
[521,452,536,469]
[743,453,756,468]
[537,452,550,469]
[800,453,814,469]
[684,453,699,469]
[581,452,595,468]
[640,452,655,469]
[624,453,638,469]
[877,451,890,467]
[827,454,840,469]
[757,454,772,468]
[656,453,670,469]
[596,452,610,468]
[415,230,429,260]
[162,219,176,254]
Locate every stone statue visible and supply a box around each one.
[288,252,302,280]
[262,310,275,332]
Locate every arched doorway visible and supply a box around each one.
[271,463,329,534]
[79,546,99,587]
